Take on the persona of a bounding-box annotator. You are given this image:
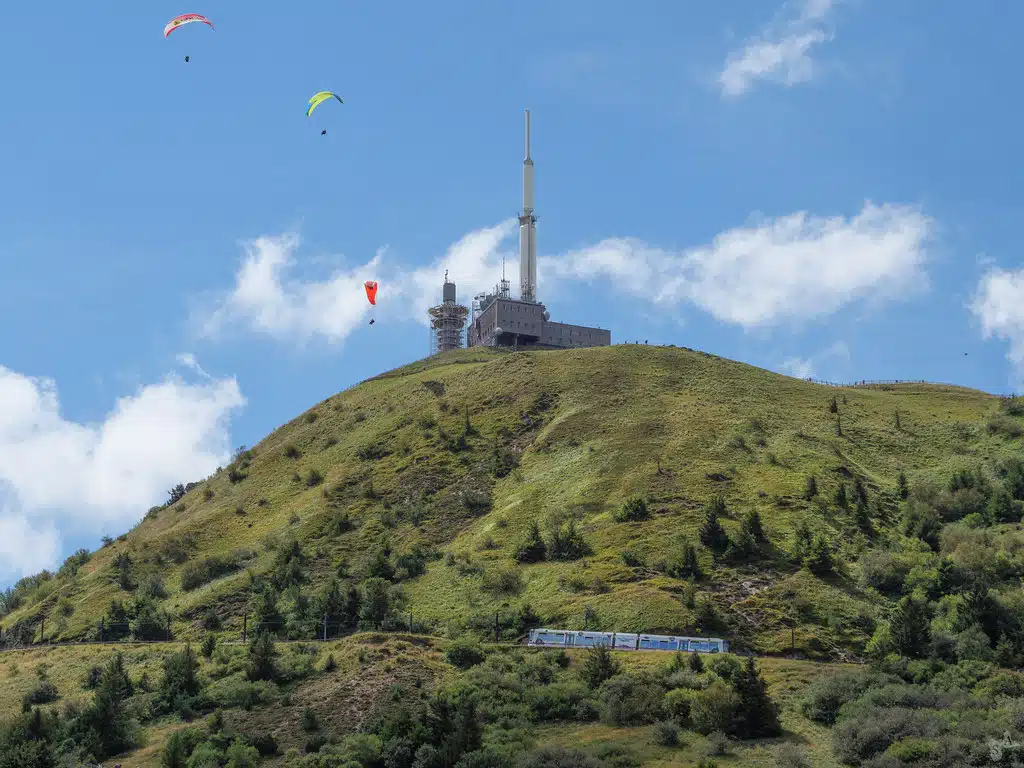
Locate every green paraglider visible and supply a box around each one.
[306,91,343,116]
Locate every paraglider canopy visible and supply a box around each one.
[307,91,344,117]
[364,280,378,305]
[164,13,214,37]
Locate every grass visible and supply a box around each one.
[3,345,1019,657]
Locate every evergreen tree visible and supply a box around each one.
[246,631,278,682]
[319,578,345,638]
[160,644,200,712]
[889,595,931,658]
[343,586,362,630]
[791,521,813,563]
[728,526,757,562]
[360,577,395,627]
[201,632,217,659]
[699,497,730,554]
[853,477,868,507]
[855,498,872,532]
[741,509,766,543]
[987,488,1015,525]
[834,483,848,509]
[688,651,704,673]
[803,475,818,500]
[673,541,702,580]
[804,534,834,575]
[897,471,909,500]
[580,644,620,689]
[996,634,1018,668]
[515,520,547,563]
[731,656,782,737]
[250,585,283,636]
[367,545,395,581]
[81,653,136,759]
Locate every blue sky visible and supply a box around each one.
[3,0,1024,583]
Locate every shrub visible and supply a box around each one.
[516,746,603,768]
[181,553,249,591]
[201,633,217,659]
[306,469,325,487]
[599,673,665,726]
[24,680,59,705]
[284,444,301,459]
[653,720,679,747]
[689,682,739,735]
[301,706,319,732]
[615,497,650,523]
[482,565,524,596]
[621,550,645,568]
[800,669,892,725]
[547,518,590,561]
[446,640,486,670]
[516,521,547,563]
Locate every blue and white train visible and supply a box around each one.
[527,629,729,654]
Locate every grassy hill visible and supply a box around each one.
[6,343,1024,767]
[3,344,1021,656]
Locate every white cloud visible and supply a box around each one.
[0,362,245,577]
[198,221,518,345]
[719,0,837,97]
[971,267,1024,379]
[780,357,815,379]
[199,234,385,345]
[0,510,59,582]
[201,201,929,344]
[543,202,932,328]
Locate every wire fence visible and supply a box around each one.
[803,378,1017,396]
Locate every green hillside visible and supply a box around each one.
[6,344,1024,767]
[3,344,1022,657]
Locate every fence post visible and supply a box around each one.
[791,626,795,652]
[39,617,44,645]
[242,614,247,643]
[494,612,500,643]
[409,612,413,633]
[322,614,328,642]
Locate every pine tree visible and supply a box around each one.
[804,534,834,575]
[853,478,868,507]
[889,595,931,658]
[700,497,730,554]
[791,521,813,563]
[246,631,278,682]
[731,656,782,737]
[83,653,136,759]
[741,509,766,543]
[803,475,818,500]
[855,498,872,532]
[319,578,345,638]
[160,644,200,709]
[515,520,547,563]
[897,471,909,500]
[688,651,704,673]
[834,483,848,509]
[580,644,620,689]
[996,634,1018,668]
[343,586,362,630]
[674,541,702,580]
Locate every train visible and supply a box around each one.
[527,628,729,654]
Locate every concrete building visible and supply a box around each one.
[466,110,611,350]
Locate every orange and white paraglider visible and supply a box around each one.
[365,280,378,325]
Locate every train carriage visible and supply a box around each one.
[527,629,728,654]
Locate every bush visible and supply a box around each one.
[181,552,250,591]
[446,640,486,670]
[664,688,695,724]
[615,497,649,523]
[800,670,892,725]
[599,673,665,726]
[482,565,524,595]
[653,720,679,747]
[516,746,604,768]
[24,680,59,705]
[690,682,739,735]
[301,706,319,732]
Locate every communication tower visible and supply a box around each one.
[428,270,469,354]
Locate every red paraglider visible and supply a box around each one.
[364,280,378,305]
